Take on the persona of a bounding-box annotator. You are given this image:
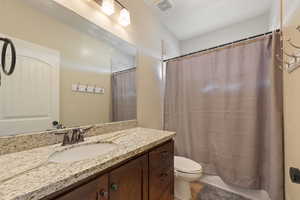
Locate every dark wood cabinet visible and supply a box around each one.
[52,140,173,200]
[149,140,174,200]
[55,174,108,200]
[109,155,148,200]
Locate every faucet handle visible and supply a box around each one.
[78,126,94,141]
[62,133,70,146]
[71,129,80,144]
[55,130,71,146]
[78,129,85,142]
[81,126,94,133]
[78,127,91,133]
[78,128,89,142]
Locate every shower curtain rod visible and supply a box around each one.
[163,29,281,62]
[112,67,136,74]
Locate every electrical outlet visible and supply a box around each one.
[290,167,300,184]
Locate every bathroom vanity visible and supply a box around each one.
[0,127,175,200]
[52,140,173,200]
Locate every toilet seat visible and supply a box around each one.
[174,156,203,200]
[175,169,201,174]
[174,156,202,174]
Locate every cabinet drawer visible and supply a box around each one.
[149,167,173,200]
[51,140,174,200]
[55,174,108,200]
[149,140,173,169]
[109,155,148,200]
[149,140,174,200]
[150,166,173,185]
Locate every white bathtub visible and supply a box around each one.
[199,175,271,200]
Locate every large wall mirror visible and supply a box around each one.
[0,0,137,136]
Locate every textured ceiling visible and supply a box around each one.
[145,0,273,40]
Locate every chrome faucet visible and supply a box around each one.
[62,132,71,146]
[70,129,86,144]
[55,126,93,146]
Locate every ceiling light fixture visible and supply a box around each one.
[118,8,131,27]
[101,0,115,16]
[94,0,131,27]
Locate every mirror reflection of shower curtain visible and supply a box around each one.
[112,68,137,122]
[164,33,283,200]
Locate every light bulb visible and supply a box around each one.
[101,0,115,16]
[118,8,131,27]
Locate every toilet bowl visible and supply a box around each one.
[174,156,203,200]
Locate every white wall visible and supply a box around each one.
[111,49,136,72]
[180,14,271,55]
[284,0,300,25]
[269,0,281,30]
[269,0,300,30]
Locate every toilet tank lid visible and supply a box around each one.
[174,156,202,173]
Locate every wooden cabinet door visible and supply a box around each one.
[149,141,174,200]
[109,155,148,200]
[55,174,109,200]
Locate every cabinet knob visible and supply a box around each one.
[160,151,170,161]
[111,183,118,191]
[97,190,108,200]
[160,172,168,177]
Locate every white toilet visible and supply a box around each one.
[174,156,203,200]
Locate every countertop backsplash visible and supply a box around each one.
[0,120,138,156]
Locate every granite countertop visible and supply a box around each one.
[0,128,175,200]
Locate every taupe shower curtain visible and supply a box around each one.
[164,33,283,200]
[112,68,137,122]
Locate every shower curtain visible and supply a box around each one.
[112,68,137,122]
[164,33,283,200]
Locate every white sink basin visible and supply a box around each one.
[49,143,118,163]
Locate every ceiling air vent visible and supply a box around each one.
[151,0,174,11]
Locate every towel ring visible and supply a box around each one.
[0,38,16,86]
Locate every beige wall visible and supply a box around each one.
[60,69,112,127]
[0,0,115,127]
[1,0,179,130]
[136,54,164,129]
[284,2,300,200]
[49,0,181,129]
